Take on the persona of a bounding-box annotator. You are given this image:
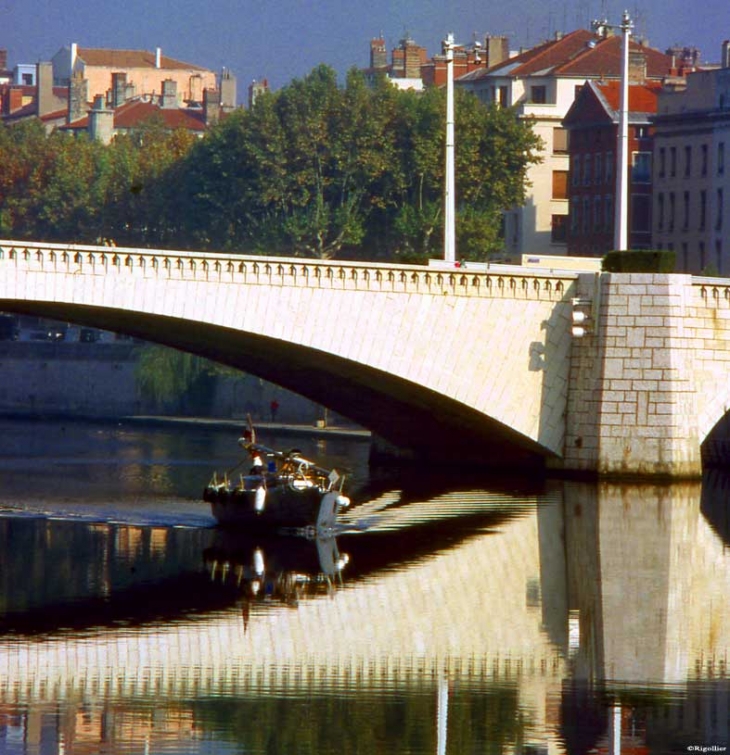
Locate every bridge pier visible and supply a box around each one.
[556,273,703,479]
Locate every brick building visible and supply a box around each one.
[563,80,662,255]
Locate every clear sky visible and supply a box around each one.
[3,0,728,100]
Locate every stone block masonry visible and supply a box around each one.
[559,273,703,478]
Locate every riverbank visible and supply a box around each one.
[122,415,371,440]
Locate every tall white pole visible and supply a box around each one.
[437,671,449,755]
[614,10,632,251]
[444,33,456,263]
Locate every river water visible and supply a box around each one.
[0,417,728,754]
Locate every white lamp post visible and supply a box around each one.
[593,11,633,251]
[443,33,456,263]
[615,11,632,251]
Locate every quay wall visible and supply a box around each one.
[0,341,331,424]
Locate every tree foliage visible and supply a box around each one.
[0,65,541,262]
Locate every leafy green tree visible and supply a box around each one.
[0,68,541,263]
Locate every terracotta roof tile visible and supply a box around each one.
[594,79,662,112]
[112,99,207,130]
[556,35,673,78]
[77,48,208,72]
[460,28,673,82]
[63,98,211,133]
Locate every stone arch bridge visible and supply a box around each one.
[2,239,730,477]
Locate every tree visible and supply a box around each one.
[0,70,541,262]
[367,87,543,261]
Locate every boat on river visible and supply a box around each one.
[203,427,350,529]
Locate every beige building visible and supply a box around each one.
[652,43,730,273]
[51,43,220,107]
[458,29,674,257]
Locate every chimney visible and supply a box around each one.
[155,47,162,69]
[370,37,388,69]
[484,35,509,68]
[36,61,54,117]
[67,70,88,123]
[89,94,114,144]
[111,72,127,108]
[5,87,23,115]
[0,49,7,71]
[723,40,730,69]
[203,87,221,125]
[70,42,78,74]
[220,68,237,110]
[628,49,647,83]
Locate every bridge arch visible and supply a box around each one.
[0,240,578,467]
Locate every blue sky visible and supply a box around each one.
[4,0,728,99]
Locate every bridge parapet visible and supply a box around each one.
[0,239,575,301]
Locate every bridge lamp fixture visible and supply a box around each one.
[591,11,633,252]
[571,297,593,338]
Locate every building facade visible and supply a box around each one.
[458,29,674,257]
[51,44,219,106]
[563,80,661,255]
[652,45,730,273]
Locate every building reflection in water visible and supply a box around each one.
[0,474,728,752]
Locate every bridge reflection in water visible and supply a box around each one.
[0,478,728,753]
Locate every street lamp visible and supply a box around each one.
[443,33,456,263]
[593,11,633,251]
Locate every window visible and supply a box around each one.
[21,73,33,85]
[572,155,581,186]
[605,151,614,184]
[669,192,676,231]
[683,191,690,230]
[700,241,706,271]
[553,127,569,154]
[594,196,603,232]
[552,170,569,200]
[632,195,651,233]
[583,156,592,186]
[551,214,567,243]
[594,153,603,184]
[700,190,707,230]
[657,192,665,231]
[717,188,724,230]
[670,146,677,177]
[701,144,708,176]
[684,145,692,177]
[659,147,666,178]
[583,197,591,233]
[570,198,580,234]
[719,142,725,175]
[632,152,652,183]
[498,86,509,107]
[531,85,547,103]
[605,195,613,232]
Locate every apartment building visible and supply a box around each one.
[1,43,237,141]
[652,43,730,273]
[457,29,674,257]
[51,44,219,107]
[563,80,661,255]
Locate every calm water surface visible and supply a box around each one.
[0,417,728,754]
